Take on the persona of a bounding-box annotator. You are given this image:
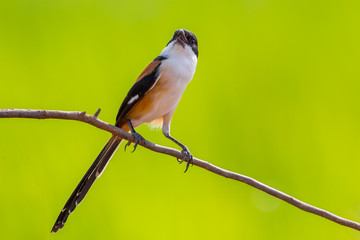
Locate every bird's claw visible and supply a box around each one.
[124,132,145,153]
[177,148,193,173]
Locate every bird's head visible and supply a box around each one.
[161,29,198,59]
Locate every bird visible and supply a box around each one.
[51,29,199,233]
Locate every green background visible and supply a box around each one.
[1,0,360,239]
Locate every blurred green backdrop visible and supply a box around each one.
[1,0,360,239]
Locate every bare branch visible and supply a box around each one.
[1,108,359,231]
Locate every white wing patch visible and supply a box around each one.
[128,94,139,105]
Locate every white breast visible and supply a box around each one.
[161,51,197,84]
[131,49,197,127]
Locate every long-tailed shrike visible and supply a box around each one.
[51,29,198,232]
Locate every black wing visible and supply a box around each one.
[115,56,166,125]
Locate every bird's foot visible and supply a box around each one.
[177,147,193,173]
[124,132,145,153]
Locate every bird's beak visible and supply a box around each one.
[176,30,188,45]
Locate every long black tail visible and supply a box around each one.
[51,136,123,233]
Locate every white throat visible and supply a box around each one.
[160,41,197,83]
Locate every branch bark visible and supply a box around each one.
[1,108,359,231]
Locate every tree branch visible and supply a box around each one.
[1,108,359,231]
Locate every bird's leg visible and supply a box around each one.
[162,112,193,172]
[124,119,145,153]
[164,134,193,173]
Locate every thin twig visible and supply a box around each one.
[94,108,101,118]
[0,108,359,231]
